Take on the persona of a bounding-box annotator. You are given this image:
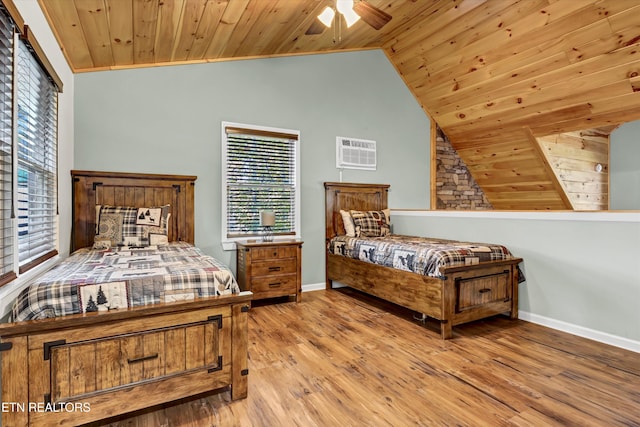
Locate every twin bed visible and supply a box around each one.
[0,170,252,426]
[325,182,523,339]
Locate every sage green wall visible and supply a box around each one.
[392,212,640,343]
[74,50,430,283]
[611,121,640,210]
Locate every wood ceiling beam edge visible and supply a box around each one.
[430,117,437,210]
[68,47,383,73]
[524,127,573,210]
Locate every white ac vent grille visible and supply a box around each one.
[336,137,377,170]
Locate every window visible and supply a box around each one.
[15,39,58,272]
[0,4,59,286]
[0,10,14,286]
[222,122,300,246]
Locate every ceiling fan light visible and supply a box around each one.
[336,0,354,14]
[342,8,361,28]
[318,7,335,27]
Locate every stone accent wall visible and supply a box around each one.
[436,127,493,210]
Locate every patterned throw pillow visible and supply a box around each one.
[94,204,170,248]
[350,209,391,237]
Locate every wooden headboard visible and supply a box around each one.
[71,170,197,251]
[324,182,390,243]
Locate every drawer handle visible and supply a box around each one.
[268,282,281,287]
[478,288,492,294]
[127,353,159,364]
[268,266,281,272]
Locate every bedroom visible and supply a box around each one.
[0,0,638,425]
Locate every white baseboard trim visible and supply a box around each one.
[519,311,640,354]
[302,282,346,293]
[300,285,640,354]
[302,282,325,292]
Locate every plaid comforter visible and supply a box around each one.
[329,234,518,279]
[12,242,239,321]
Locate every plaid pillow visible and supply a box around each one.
[94,204,170,248]
[350,209,391,237]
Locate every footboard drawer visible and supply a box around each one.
[49,315,225,402]
[456,268,510,311]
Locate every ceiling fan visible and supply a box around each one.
[305,0,392,36]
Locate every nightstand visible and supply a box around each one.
[236,239,303,303]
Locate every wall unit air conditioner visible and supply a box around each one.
[336,136,376,171]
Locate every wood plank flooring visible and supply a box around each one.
[91,289,640,427]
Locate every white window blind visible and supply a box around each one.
[16,38,58,272]
[223,123,299,240]
[0,10,15,285]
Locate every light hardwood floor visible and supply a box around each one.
[92,289,640,427]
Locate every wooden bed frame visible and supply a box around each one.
[324,182,522,339]
[0,170,252,426]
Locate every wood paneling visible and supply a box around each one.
[537,127,613,210]
[384,0,640,209]
[38,1,640,209]
[37,0,426,72]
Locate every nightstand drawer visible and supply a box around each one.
[251,274,297,296]
[252,259,297,276]
[250,246,297,260]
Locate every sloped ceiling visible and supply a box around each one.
[38,0,640,209]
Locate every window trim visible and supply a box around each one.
[221,121,301,250]
[0,6,15,287]
[0,3,60,288]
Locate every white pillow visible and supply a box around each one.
[340,210,356,237]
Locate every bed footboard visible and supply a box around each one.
[327,251,521,339]
[0,292,251,426]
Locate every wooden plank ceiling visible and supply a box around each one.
[38,0,640,210]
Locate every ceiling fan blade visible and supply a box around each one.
[306,18,327,35]
[353,1,392,30]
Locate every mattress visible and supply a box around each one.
[329,234,518,279]
[12,242,240,321]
